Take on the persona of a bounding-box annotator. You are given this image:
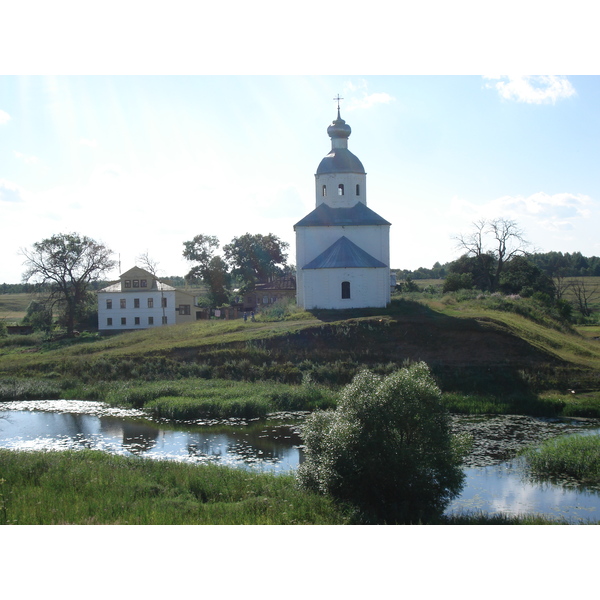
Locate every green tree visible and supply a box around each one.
[499,256,555,298]
[21,233,115,336]
[297,363,467,524]
[454,218,530,292]
[223,233,289,291]
[22,299,54,333]
[182,234,231,306]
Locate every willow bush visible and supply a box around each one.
[297,362,469,524]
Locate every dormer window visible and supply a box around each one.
[124,280,131,288]
[338,184,344,196]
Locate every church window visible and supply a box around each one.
[341,281,351,299]
[322,185,327,197]
[338,184,344,196]
[120,299,126,309]
[356,184,360,196]
[106,300,112,309]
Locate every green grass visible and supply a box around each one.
[1,293,600,416]
[520,433,600,485]
[0,449,353,525]
[0,293,33,323]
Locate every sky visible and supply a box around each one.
[1,2,599,289]
[2,73,598,284]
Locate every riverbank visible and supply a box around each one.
[3,448,594,525]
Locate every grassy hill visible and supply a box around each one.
[2,295,599,399]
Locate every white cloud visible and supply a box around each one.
[343,79,394,111]
[450,191,593,223]
[484,75,576,104]
[0,179,24,203]
[0,109,10,125]
[14,150,40,165]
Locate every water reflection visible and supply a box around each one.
[2,401,600,522]
[0,401,303,473]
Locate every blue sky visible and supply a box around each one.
[1,74,599,283]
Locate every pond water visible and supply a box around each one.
[1,401,600,523]
[0,400,305,473]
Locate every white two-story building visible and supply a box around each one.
[97,266,197,332]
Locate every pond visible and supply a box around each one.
[0,400,305,473]
[1,400,600,523]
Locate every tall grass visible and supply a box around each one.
[520,433,600,485]
[0,449,353,525]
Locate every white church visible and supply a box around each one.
[294,102,391,309]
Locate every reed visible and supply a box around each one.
[0,449,353,525]
[521,433,600,485]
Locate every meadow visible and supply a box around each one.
[2,289,600,525]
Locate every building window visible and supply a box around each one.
[124,280,131,288]
[120,299,126,309]
[134,298,140,308]
[263,296,269,304]
[134,317,140,325]
[179,305,191,315]
[148,298,154,308]
[341,281,351,299]
[121,317,127,326]
[106,299,112,310]
[107,318,112,326]
[161,297,167,308]
[140,279,147,288]
[356,184,360,196]
[322,185,327,197]
[338,184,344,196]
[162,316,168,325]
[148,316,154,325]
[133,280,139,288]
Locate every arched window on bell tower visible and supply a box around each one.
[356,184,360,196]
[322,185,327,197]
[338,184,344,196]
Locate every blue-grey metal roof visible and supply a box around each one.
[303,236,387,269]
[294,201,391,228]
[316,148,365,174]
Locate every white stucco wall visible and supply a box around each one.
[315,172,367,208]
[296,224,390,269]
[97,290,197,331]
[299,268,390,309]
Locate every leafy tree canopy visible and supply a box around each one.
[297,363,468,524]
[21,233,115,336]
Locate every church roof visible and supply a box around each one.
[294,201,391,228]
[303,236,387,269]
[316,147,365,174]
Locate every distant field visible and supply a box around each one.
[0,293,33,323]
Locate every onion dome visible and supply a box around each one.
[317,109,365,175]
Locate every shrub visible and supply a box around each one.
[297,363,468,523]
